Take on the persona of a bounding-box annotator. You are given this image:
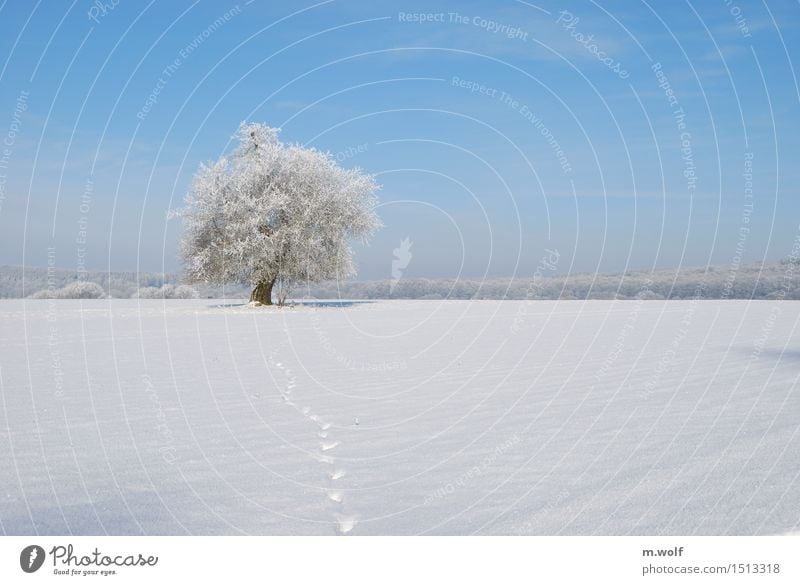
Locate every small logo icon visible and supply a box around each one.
[20,545,45,573]
[390,237,413,292]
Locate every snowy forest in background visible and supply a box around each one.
[2,259,800,300]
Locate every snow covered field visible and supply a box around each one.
[1,299,799,535]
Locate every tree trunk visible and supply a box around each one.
[250,278,275,305]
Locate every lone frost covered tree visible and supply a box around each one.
[177,123,380,305]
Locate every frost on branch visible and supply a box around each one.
[174,123,381,305]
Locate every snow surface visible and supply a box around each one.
[1,299,799,535]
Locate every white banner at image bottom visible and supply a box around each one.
[1,535,797,584]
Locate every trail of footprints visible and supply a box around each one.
[272,357,357,535]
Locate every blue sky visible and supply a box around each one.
[0,0,798,280]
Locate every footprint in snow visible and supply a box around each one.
[320,441,340,451]
[271,351,355,535]
[336,515,358,534]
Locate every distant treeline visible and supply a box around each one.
[2,260,800,300]
[0,266,248,299]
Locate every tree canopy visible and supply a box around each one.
[176,123,381,305]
